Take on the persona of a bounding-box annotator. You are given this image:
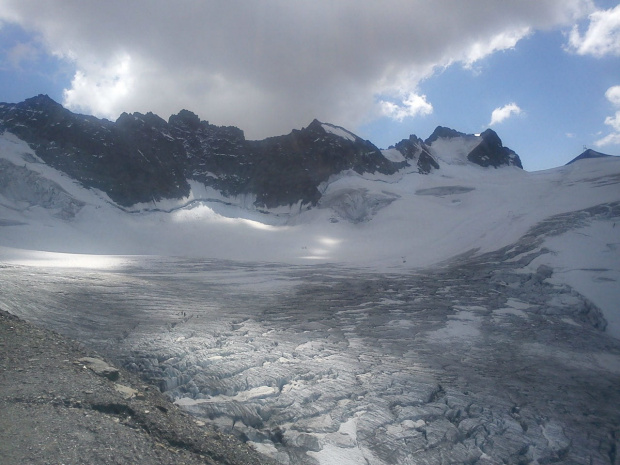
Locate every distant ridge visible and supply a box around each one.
[0,95,522,208]
[566,148,615,165]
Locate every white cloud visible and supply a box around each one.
[604,111,620,133]
[63,54,134,119]
[605,85,620,107]
[567,4,620,57]
[379,93,433,121]
[594,85,620,148]
[463,27,531,68]
[594,131,620,147]
[0,0,595,137]
[489,103,523,126]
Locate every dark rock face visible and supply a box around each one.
[167,116,399,208]
[423,126,522,169]
[0,97,400,208]
[0,96,523,209]
[424,126,467,145]
[0,95,189,206]
[467,129,523,169]
[167,110,249,199]
[393,135,440,174]
[248,119,397,207]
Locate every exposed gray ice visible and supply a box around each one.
[414,186,475,196]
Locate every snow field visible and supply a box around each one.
[1,130,619,339]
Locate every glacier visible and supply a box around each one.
[1,129,620,464]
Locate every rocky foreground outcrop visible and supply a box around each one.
[0,310,274,465]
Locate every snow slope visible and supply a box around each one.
[321,122,358,141]
[1,130,619,335]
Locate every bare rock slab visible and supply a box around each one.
[78,357,120,381]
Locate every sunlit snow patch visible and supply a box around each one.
[381,148,406,163]
[299,235,344,260]
[170,203,286,231]
[492,298,531,322]
[321,122,358,141]
[428,134,481,165]
[0,246,130,269]
[426,308,484,342]
[307,416,371,465]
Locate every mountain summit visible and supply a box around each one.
[0,95,522,208]
[566,148,614,165]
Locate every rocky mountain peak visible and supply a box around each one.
[0,96,524,209]
[479,128,501,144]
[566,148,615,165]
[22,93,48,104]
[168,109,203,130]
[305,118,327,133]
[393,135,440,174]
[424,126,467,145]
[116,111,168,130]
[22,93,62,109]
[468,128,523,168]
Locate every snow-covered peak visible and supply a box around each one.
[566,148,615,165]
[423,126,522,169]
[320,122,358,142]
[427,133,482,165]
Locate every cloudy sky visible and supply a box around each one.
[0,0,619,171]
